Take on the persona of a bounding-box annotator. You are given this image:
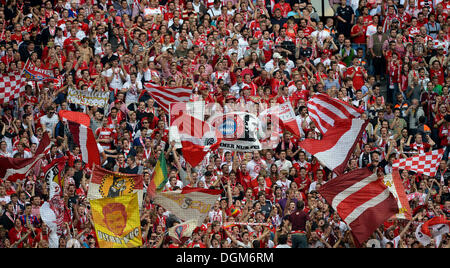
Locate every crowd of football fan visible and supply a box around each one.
[0,0,449,248]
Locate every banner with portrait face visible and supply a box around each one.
[87,165,144,207]
[90,193,142,248]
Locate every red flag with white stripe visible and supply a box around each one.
[173,113,222,167]
[318,167,398,246]
[392,149,444,177]
[67,121,100,168]
[298,118,368,175]
[58,110,91,127]
[0,132,51,181]
[144,83,192,114]
[307,93,363,135]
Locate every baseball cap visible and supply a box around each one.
[273,52,282,59]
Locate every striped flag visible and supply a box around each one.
[67,120,100,168]
[0,132,51,181]
[148,152,168,198]
[392,149,444,177]
[58,110,91,127]
[318,168,398,246]
[144,83,192,114]
[307,93,363,135]
[298,118,368,175]
[174,112,222,168]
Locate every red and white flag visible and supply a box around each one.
[67,120,100,168]
[154,188,222,226]
[307,93,363,135]
[298,118,368,175]
[318,168,398,246]
[0,73,26,104]
[392,149,444,177]
[23,59,55,81]
[262,102,303,137]
[173,112,222,167]
[383,169,413,220]
[415,215,450,247]
[0,132,51,181]
[144,83,192,114]
[58,110,91,127]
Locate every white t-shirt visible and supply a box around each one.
[40,114,59,135]
[275,159,292,172]
[104,67,125,89]
[246,159,267,179]
[123,80,143,105]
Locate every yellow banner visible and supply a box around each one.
[90,193,142,248]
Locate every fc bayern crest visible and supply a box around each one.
[211,114,245,141]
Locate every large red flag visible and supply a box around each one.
[0,132,51,181]
[173,113,221,167]
[318,168,398,246]
[58,110,91,127]
[67,121,100,168]
[307,93,364,135]
[143,83,192,114]
[298,118,368,175]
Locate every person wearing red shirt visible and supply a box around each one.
[345,57,367,90]
[63,27,81,55]
[410,133,435,154]
[8,218,31,248]
[350,16,367,53]
[294,167,312,194]
[252,175,272,199]
[299,19,315,37]
[429,59,445,85]
[273,0,291,18]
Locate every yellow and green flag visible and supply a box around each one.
[90,193,142,248]
[148,152,168,198]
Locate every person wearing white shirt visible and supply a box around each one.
[103,58,126,94]
[40,108,59,136]
[207,0,222,20]
[311,21,331,46]
[275,151,293,172]
[246,151,268,179]
[123,73,143,109]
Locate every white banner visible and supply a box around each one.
[67,88,110,107]
[153,188,222,226]
[207,112,262,151]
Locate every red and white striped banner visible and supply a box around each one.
[307,93,363,135]
[299,118,368,175]
[144,83,192,113]
[318,168,398,246]
[67,120,100,168]
[0,132,51,181]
